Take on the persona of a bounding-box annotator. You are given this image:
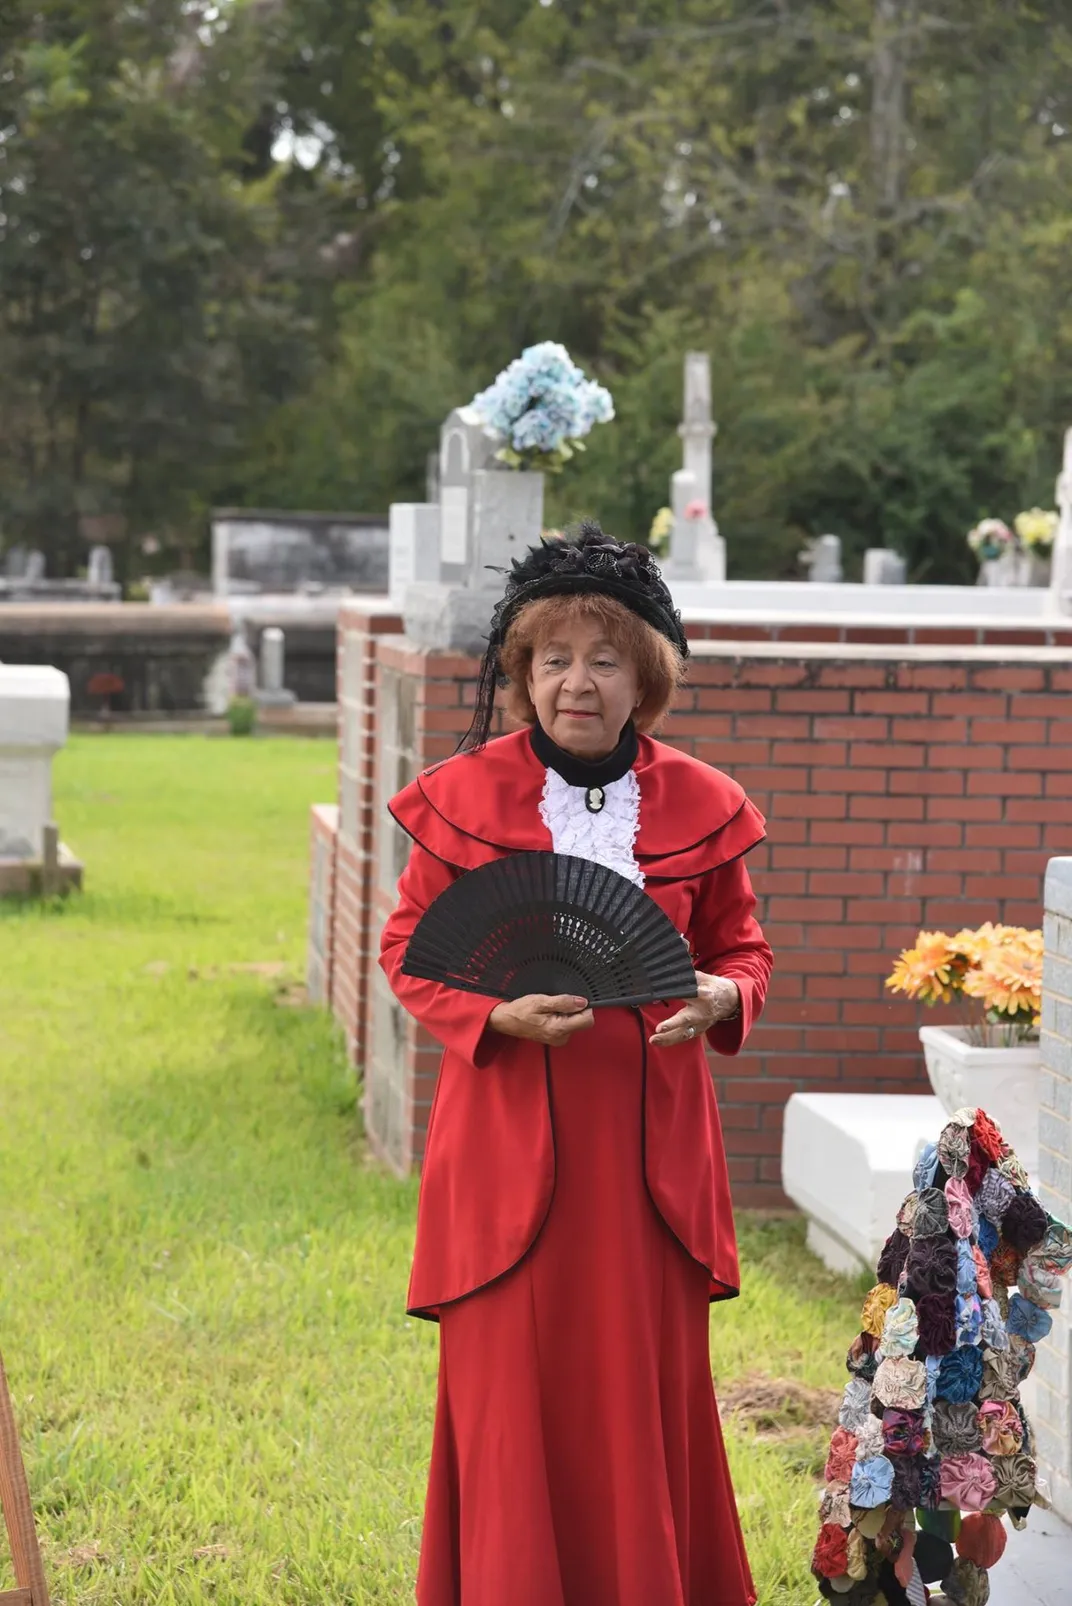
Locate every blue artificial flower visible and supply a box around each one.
[914,1142,940,1191]
[936,1345,984,1403]
[471,342,615,458]
[981,1297,1009,1351]
[956,1241,978,1297]
[1006,1293,1053,1344]
[956,1293,983,1347]
[978,1217,999,1260]
[925,1354,942,1408]
[850,1455,896,1509]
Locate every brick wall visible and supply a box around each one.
[317,623,1072,1201]
[306,804,338,1006]
[1037,856,1072,1521]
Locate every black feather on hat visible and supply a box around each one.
[459,520,688,752]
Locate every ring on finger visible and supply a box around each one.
[685,1025,695,1039]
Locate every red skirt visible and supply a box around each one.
[415,1020,756,1606]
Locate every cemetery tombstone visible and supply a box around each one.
[800,533,843,583]
[1051,425,1072,612]
[402,406,544,654]
[663,352,726,584]
[863,548,907,585]
[0,665,82,896]
[255,626,296,708]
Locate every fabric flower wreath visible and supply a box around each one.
[931,1400,982,1456]
[878,1298,919,1358]
[873,1356,928,1411]
[1002,1195,1049,1254]
[945,1178,975,1239]
[1006,1293,1052,1344]
[936,1346,984,1404]
[881,1408,927,1456]
[978,1399,1024,1457]
[939,1452,997,1512]
[850,1454,895,1508]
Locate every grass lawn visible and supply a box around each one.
[0,735,865,1604]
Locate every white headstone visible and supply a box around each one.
[403,405,544,653]
[800,533,843,583]
[256,626,297,708]
[863,548,907,585]
[663,353,726,584]
[1051,425,1072,612]
[0,666,70,861]
[389,504,440,602]
[87,545,114,587]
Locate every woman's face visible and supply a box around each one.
[526,616,640,759]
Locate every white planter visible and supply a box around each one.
[918,1024,1041,1180]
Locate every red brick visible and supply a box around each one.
[889,771,965,796]
[812,820,885,845]
[891,717,969,742]
[922,900,1002,926]
[720,1104,762,1129]
[775,690,851,713]
[889,822,962,847]
[973,666,1046,691]
[856,692,929,715]
[737,663,811,686]
[927,743,1005,769]
[927,848,1001,873]
[965,771,1043,796]
[843,627,911,645]
[1001,849,1048,873]
[928,796,1002,821]
[891,872,961,897]
[1005,799,1050,822]
[806,923,883,949]
[965,874,1043,900]
[771,740,847,766]
[896,665,969,690]
[769,897,846,922]
[760,922,807,946]
[718,688,775,711]
[932,693,1006,717]
[852,742,926,768]
[850,898,925,923]
[850,796,924,820]
[813,716,890,739]
[693,737,771,764]
[808,1027,881,1052]
[848,847,916,871]
[844,1004,902,1026]
[966,824,1037,849]
[809,871,885,896]
[778,625,843,643]
[816,768,889,793]
[709,625,771,642]
[980,630,1049,647]
[728,766,810,793]
[1009,744,1072,770]
[913,628,979,645]
[683,661,736,687]
[776,950,848,973]
[771,847,847,870]
[721,1079,801,1105]
[770,794,848,819]
[735,714,811,738]
[815,664,891,689]
[970,718,1047,744]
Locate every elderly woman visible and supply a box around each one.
[380,523,773,1606]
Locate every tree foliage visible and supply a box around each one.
[2,0,1071,580]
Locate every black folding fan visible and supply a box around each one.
[402,852,698,1008]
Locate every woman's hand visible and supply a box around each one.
[489,994,595,1047]
[649,971,740,1048]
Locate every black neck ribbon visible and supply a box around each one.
[529,719,638,790]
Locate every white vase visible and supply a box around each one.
[918,1024,1041,1180]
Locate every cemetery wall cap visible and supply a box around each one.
[461,520,689,751]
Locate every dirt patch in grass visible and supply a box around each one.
[719,1373,839,1440]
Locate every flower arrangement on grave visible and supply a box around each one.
[966,509,1058,568]
[470,342,614,473]
[965,519,1015,562]
[886,925,1042,1044]
[812,1103,1072,1606]
[647,506,673,556]
[1013,507,1059,553]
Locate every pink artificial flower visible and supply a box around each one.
[684,499,709,521]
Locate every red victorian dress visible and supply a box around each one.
[379,724,773,1606]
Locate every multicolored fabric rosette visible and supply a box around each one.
[813,1106,1072,1606]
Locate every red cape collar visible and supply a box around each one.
[389,728,765,880]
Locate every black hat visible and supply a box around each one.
[460,520,688,751]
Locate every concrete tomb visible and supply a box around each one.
[0,665,82,895]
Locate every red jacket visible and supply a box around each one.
[379,728,773,1319]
